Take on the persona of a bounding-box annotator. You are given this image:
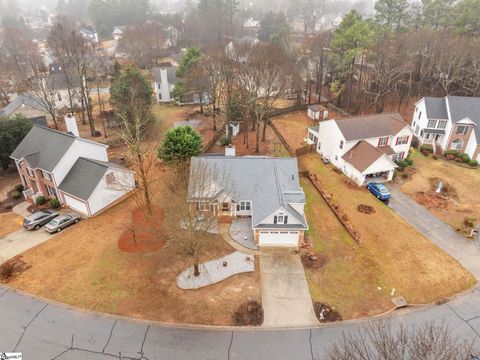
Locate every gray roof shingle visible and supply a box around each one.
[1,93,49,116]
[10,125,76,171]
[58,158,114,201]
[189,156,307,229]
[446,96,480,142]
[424,97,448,119]
[335,113,408,141]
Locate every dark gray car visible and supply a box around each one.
[44,213,81,233]
[23,210,59,230]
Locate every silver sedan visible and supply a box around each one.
[44,213,81,233]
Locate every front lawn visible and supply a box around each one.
[300,154,475,319]
[4,164,261,325]
[400,151,480,234]
[0,213,23,238]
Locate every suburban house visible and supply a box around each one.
[112,26,126,41]
[0,93,52,122]
[413,96,480,161]
[307,105,328,121]
[47,63,81,110]
[10,121,135,217]
[188,150,308,248]
[80,27,98,43]
[152,65,177,103]
[307,113,413,186]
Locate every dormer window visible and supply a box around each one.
[274,213,288,224]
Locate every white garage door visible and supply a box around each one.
[63,194,89,216]
[258,231,299,247]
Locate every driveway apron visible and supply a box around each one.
[260,249,318,327]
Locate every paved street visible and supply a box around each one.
[1,285,479,359]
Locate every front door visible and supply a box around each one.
[435,134,441,142]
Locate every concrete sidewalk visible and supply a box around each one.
[260,249,318,327]
[387,186,480,279]
[0,229,52,264]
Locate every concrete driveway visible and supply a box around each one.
[260,249,318,327]
[0,228,53,264]
[387,186,480,279]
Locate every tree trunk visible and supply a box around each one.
[212,102,217,131]
[194,261,200,277]
[261,114,268,142]
[255,115,260,153]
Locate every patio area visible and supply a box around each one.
[229,218,258,250]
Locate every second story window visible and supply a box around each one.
[275,213,288,224]
[396,136,409,145]
[41,171,52,181]
[427,119,437,128]
[437,120,447,129]
[27,167,35,177]
[339,140,344,149]
[457,125,468,135]
[378,137,388,147]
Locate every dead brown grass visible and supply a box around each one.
[401,151,480,233]
[5,165,261,325]
[0,212,23,238]
[300,154,475,319]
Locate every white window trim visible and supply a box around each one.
[437,120,447,129]
[239,201,251,211]
[457,125,468,135]
[378,137,388,147]
[427,119,437,128]
[27,167,35,177]
[277,213,285,224]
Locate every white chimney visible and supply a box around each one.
[65,114,80,137]
[225,145,236,157]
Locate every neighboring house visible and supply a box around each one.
[112,26,126,41]
[10,122,135,217]
[243,18,260,29]
[0,93,52,122]
[307,113,413,186]
[188,149,308,248]
[226,36,260,63]
[80,27,98,43]
[307,105,328,121]
[46,68,81,110]
[413,96,480,161]
[152,65,177,103]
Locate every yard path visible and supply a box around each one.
[387,186,480,279]
[260,249,318,327]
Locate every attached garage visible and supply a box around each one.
[63,194,89,216]
[258,231,299,247]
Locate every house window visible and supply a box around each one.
[335,155,338,161]
[27,167,35,177]
[425,133,430,140]
[457,125,468,135]
[339,140,344,149]
[317,142,321,151]
[42,171,52,181]
[195,202,209,211]
[222,202,230,211]
[237,201,251,211]
[378,137,388,147]
[106,172,116,185]
[57,93,62,101]
[46,185,57,198]
[396,136,409,145]
[412,121,416,127]
[451,139,463,150]
[392,152,405,161]
[437,120,447,129]
[427,119,437,128]
[308,132,316,142]
[418,111,422,119]
[415,125,420,135]
[274,213,288,224]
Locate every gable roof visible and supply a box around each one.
[58,158,116,201]
[334,113,409,141]
[342,140,396,173]
[189,156,307,229]
[446,96,480,142]
[0,93,49,116]
[152,66,177,85]
[423,97,448,119]
[10,125,76,171]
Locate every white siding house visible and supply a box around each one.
[307,113,413,186]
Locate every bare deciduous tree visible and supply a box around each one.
[329,320,476,360]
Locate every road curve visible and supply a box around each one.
[1,189,480,359]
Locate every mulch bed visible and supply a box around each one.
[415,191,449,210]
[233,300,264,326]
[301,252,327,270]
[27,203,50,214]
[0,256,31,283]
[117,206,166,253]
[357,204,375,214]
[0,190,24,214]
[313,302,342,323]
